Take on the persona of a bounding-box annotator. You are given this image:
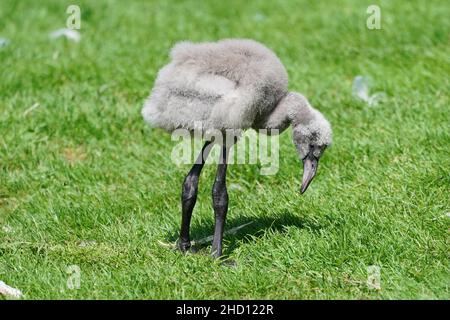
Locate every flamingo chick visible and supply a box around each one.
[142,39,332,257]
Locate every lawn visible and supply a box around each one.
[0,0,449,299]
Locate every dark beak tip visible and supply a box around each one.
[300,185,308,194]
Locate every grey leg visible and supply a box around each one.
[178,141,212,252]
[211,145,230,258]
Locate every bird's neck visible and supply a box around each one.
[256,92,316,133]
[286,93,317,127]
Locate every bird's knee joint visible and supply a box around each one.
[213,202,228,211]
[182,189,197,202]
[212,184,227,196]
[212,189,228,209]
[182,177,199,201]
[184,174,199,187]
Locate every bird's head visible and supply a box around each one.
[288,94,332,194]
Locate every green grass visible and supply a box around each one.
[0,0,449,299]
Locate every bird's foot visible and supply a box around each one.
[211,248,221,259]
[177,240,191,253]
[177,240,199,254]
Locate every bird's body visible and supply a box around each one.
[142,39,332,258]
[142,39,289,132]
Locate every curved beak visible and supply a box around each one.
[300,152,319,194]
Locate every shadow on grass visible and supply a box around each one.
[166,210,325,257]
